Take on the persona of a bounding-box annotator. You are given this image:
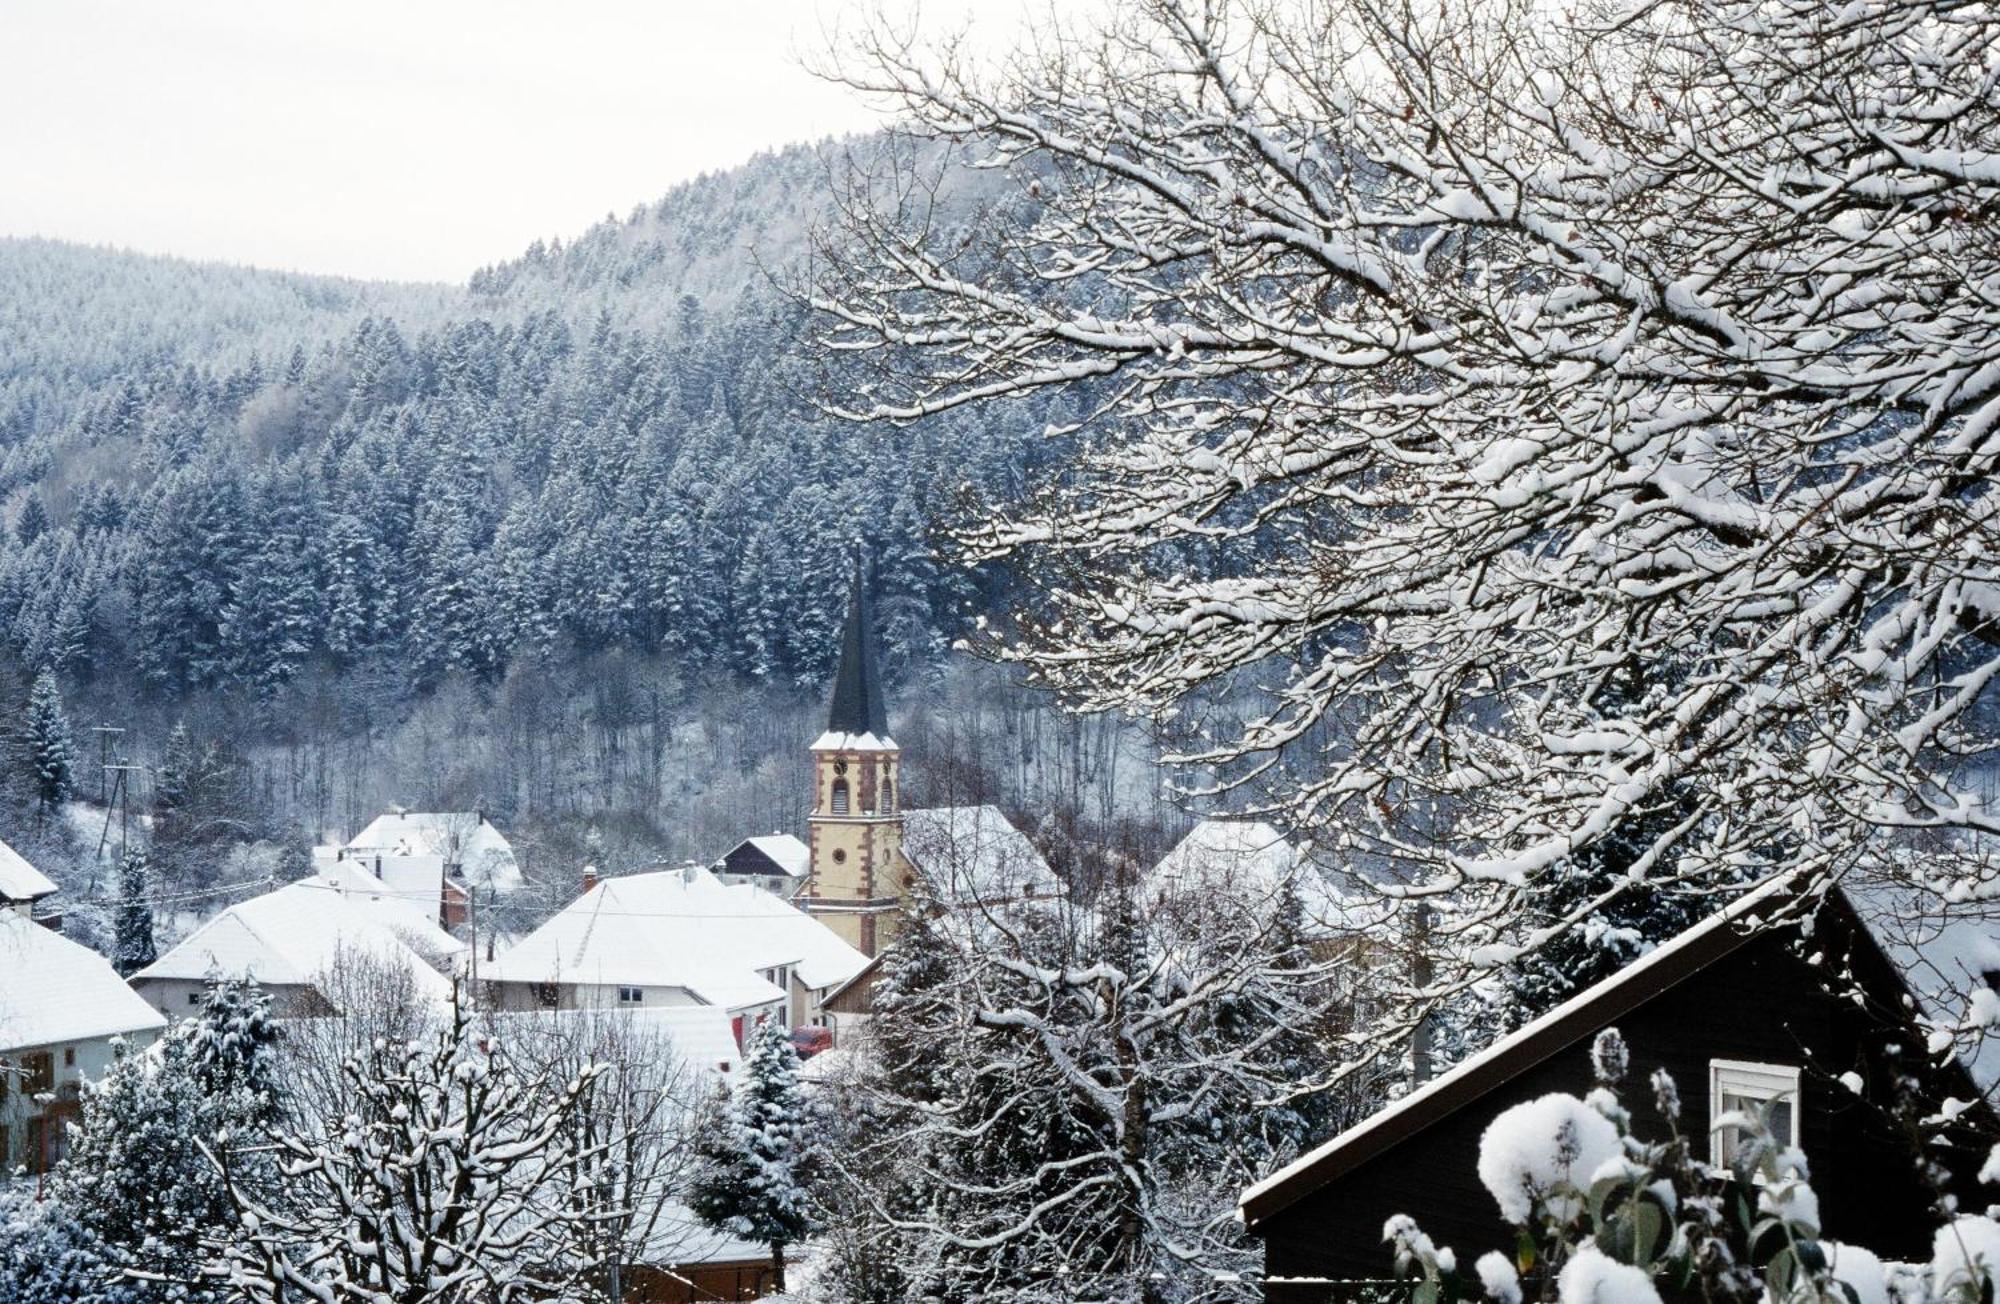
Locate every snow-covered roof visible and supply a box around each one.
[131,880,455,1006]
[900,805,1062,906]
[1148,819,1376,936]
[1240,874,2000,1227]
[311,862,468,962]
[484,865,870,1007]
[0,911,165,1051]
[1240,877,1796,1224]
[345,812,521,892]
[644,1200,775,1267]
[721,834,810,879]
[809,730,898,753]
[0,838,57,902]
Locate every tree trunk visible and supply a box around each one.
[770,1238,787,1295]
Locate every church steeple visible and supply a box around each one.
[826,560,890,740]
[803,559,904,956]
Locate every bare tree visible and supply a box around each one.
[813,0,2000,1068]
[209,989,614,1304]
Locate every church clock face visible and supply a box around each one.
[833,760,848,775]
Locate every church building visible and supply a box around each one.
[799,573,1062,956]
[801,577,907,956]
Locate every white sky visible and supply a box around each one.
[0,1,1028,284]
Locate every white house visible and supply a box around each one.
[481,864,872,1041]
[128,878,458,1018]
[346,810,521,891]
[1146,818,1372,939]
[0,911,166,1174]
[333,810,523,930]
[900,805,1064,909]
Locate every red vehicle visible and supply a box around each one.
[789,1026,833,1060]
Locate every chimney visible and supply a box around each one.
[582,866,599,896]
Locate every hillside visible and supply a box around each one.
[0,140,1149,918]
[0,141,1060,696]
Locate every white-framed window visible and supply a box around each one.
[617,985,644,1005]
[1709,1058,1801,1164]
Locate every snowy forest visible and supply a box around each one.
[6,2,2000,1304]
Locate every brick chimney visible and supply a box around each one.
[582,866,599,896]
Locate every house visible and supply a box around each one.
[625,1204,788,1303]
[336,809,523,929]
[308,858,472,966]
[1146,819,1372,936]
[0,910,166,1173]
[0,837,57,921]
[900,805,1063,911]
[481,863,873,1042]
[817,952,884,1043]
[128,877,458,1018]
[713,833,810,898]
[1238,879,2000,1300]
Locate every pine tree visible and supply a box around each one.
[24,667,75,811]
[183,975,280,1121]
[50,993,278,1303]
[689,1018,813,1293]
[113,848,156,977]
[16,494,48,546]
[153,721,193,822]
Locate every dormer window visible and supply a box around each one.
[831,779,850,815]
[1710,1059,1800,1164]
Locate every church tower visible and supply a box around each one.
[803,568,905,956]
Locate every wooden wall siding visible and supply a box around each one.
[1257,921,1993,1300]
[624,1259,781,1302]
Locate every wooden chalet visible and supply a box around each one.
[1240,880,2000,1301]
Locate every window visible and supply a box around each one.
[617,986,644,1005]
[881,778,894,812]
[1710,1059,1801,1164]
[62,1047,73,1068]
[832,848,847,865]
[831,779,850,815]
[22,1052,53,1095]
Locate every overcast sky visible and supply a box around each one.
[0,1,1023,284]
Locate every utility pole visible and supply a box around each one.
[94,764,146,867]
[88,726,124,803]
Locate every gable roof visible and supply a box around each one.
[345,812,521,892]
[1238,875,1998,1229]
[901,805,1062,906]
[312,861,469,961]
[0,911,166,1051]
[721,834,810,880]
[131,880,454,1006]
[1148,819,1377,936]
[0,838,57,902]
[484,865,870,1007]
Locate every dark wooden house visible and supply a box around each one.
[1241,882,1999,1301]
